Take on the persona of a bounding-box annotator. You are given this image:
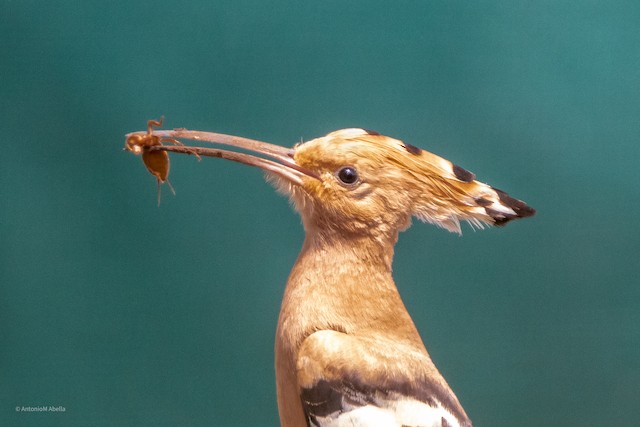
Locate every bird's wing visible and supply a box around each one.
[296,330,472,427]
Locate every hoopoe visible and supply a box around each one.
[127,126,535,426]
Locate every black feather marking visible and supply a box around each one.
[494,188,536,218]
[485,208,517,226]
[483,188,536,226]
[362,129,381,135]
[402,143,422,155]
[474,197,492,207]
[301,380,345,425]
[452,164,476,183]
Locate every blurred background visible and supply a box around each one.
[2,1,639,425]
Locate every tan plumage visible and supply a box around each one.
[127,126,535,426]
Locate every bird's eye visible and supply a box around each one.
[336,166,359,185]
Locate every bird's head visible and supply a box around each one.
[273,128,535,240]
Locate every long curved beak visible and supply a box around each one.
[124,129,319,185]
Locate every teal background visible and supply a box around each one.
[2,1,639,426]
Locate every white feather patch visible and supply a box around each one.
[312,396,463,427]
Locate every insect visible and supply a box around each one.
[125,118,182,205]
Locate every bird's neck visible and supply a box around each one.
[303,227,397,272]
[278,228,423,349]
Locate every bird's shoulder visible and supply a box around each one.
[296,330,472,427]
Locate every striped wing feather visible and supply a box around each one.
[296,330,472,427]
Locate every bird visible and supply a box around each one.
[131,126,535,427]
